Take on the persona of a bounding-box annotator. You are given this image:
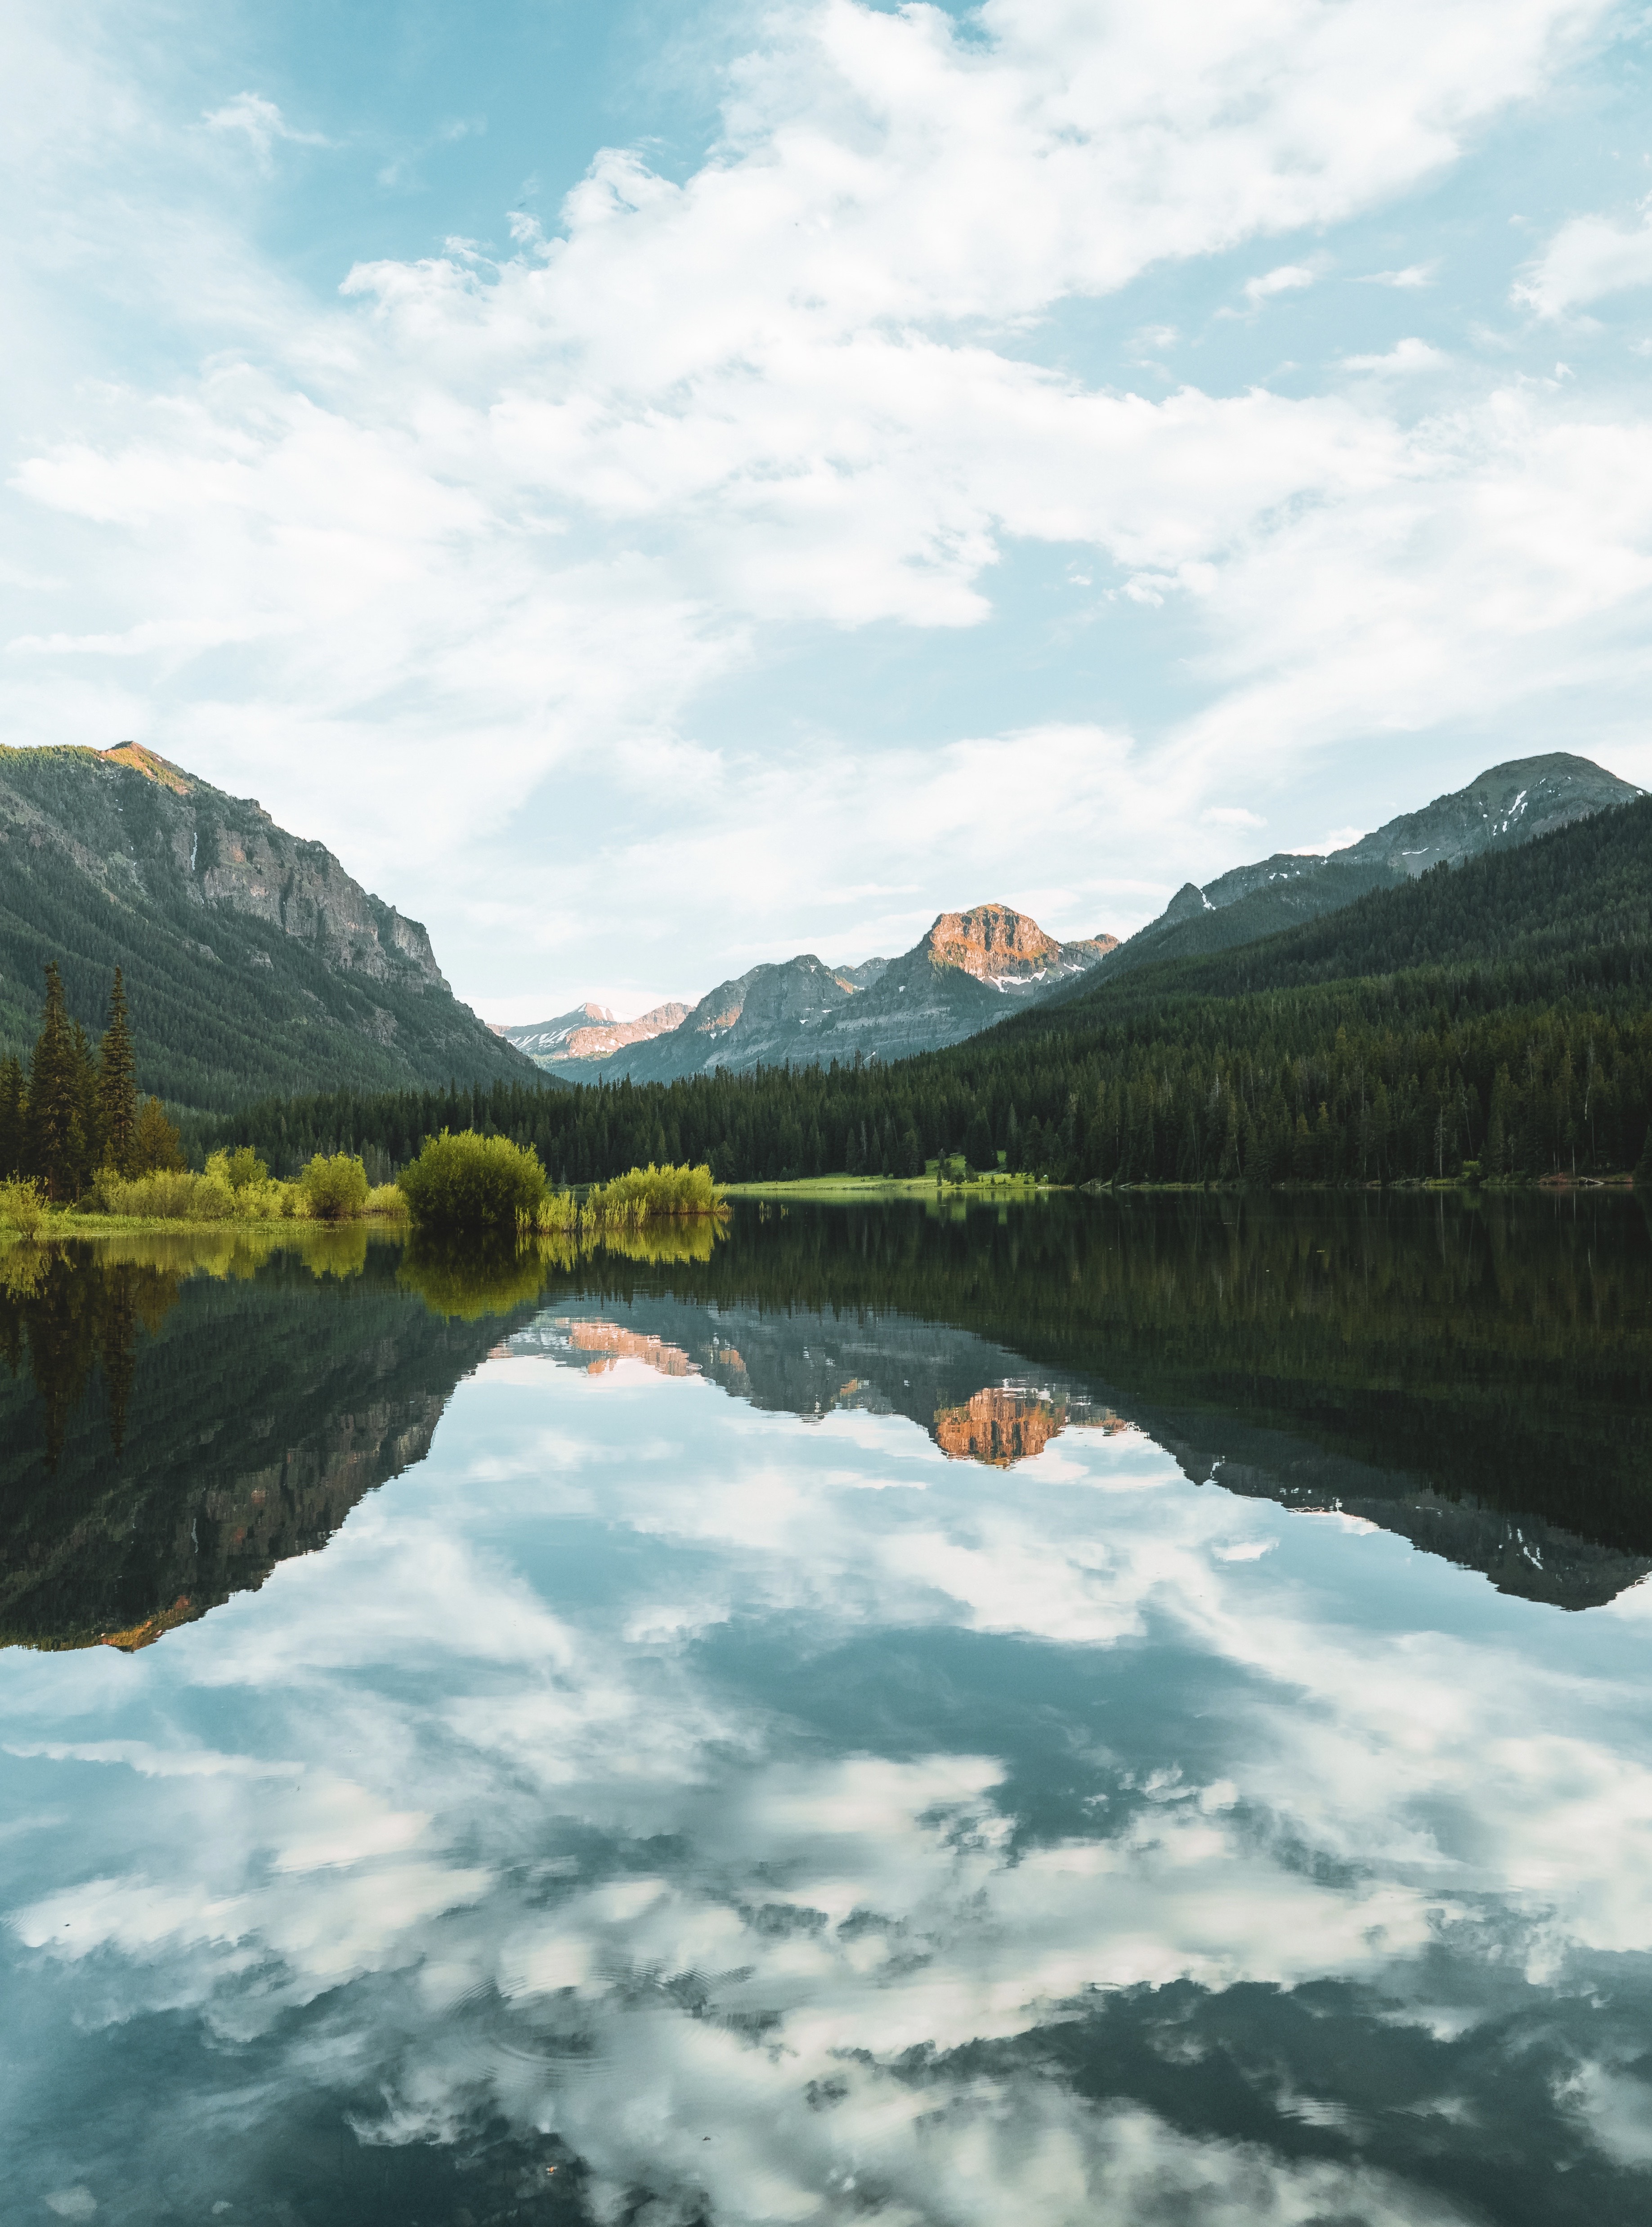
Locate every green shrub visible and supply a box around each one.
[0,1178,49,1239]
[102,1170,237,1221]
[298,1152,370,1221]
[397,1130,547,1230]
[581,1162,726,1225]
[219,1145,269,1191]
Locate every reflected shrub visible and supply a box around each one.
[398,1235,551,1320]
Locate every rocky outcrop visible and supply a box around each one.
[70,743,448,988]
[922,905,1115,983]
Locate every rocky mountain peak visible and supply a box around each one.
[1339,751,1642,877]
[921,903,1062,978]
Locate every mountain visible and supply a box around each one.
[217,769,1652,1190]
[801,905,1116,1065]
[0,742,538,1111]
[1087,752,1640,987]
[501,999,690,1075]
[571,907,1115,1083]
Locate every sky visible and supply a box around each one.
[5,0,1652,1022]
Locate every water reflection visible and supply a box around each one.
[0,1233,542,1650]
[3,1198,1652,2223]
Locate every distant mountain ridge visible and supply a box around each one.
[1084,753,1640,988]
[505,752,1637,1094]
[519,905,1117,1082]
[0,742,538,1111]
[501,1000,690,1066]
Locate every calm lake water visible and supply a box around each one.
[4,1193,1652,2226]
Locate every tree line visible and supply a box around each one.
[184,794,1652,1190]
[1,963,183,1199]
[189,965,1652,1191]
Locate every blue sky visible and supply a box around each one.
[6,0,1652,1018]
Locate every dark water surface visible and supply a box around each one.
[4,1194,1652,2224]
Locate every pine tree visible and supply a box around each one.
[69,1023,99,1198]
[1634,1126,1652,1191]
[133,1096,184,1174]
[98,968,139,1176]
[23,962,82,1199]
[0,1055,23,1179]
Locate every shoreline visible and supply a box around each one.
[1,1167,1637,1238]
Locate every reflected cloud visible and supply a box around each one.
[4,1200,1652,2219]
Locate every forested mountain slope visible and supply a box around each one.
[0,743,537,1110]
[1046,783,1652,1026]
[1083,751,1639,986]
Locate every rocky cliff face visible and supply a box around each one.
[1094,752,1641,984]
[40,743,448,987]
[922,905,1115,982]
[0,742,536,1107]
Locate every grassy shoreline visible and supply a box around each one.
[2,1167,1634,1237]
[723,1172,1052,1201]
[1,1209,411,1238]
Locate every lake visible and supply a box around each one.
[4,1191,1652,2225]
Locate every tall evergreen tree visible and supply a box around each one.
[71,1023,99,1196]
[0,1055,23,1179]
[98,968,139,1176]
[23,963,83,1199]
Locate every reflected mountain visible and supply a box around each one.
[516,1191,1652,1611]
[8,1190,1651,1645]
[0,1234,546,1650]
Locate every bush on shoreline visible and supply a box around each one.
[397,1130,547,1231]
[577,1162,726,1226]
[0,1149,398,1231]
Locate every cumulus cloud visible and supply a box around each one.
[1516,204,1652,317]
[0,0,1637,1004]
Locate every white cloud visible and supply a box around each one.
[1242,262,1320,307]
[1340,336,1449,371]
[0,0,1633,1003]
[1365,261,1439,287]
[1201,805,1267,828]
[203,91,329,168]
[1516,205,1652,316]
